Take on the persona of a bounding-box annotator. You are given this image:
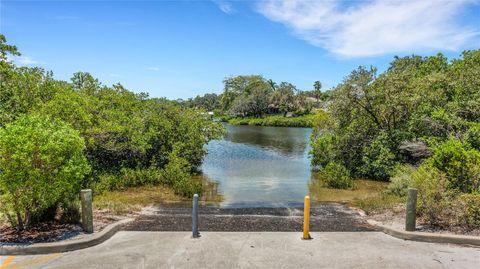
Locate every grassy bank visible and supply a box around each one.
[226,114,316,127]
[94,179,224,215]
[308,173,406,217]
[93,185,188,215]
[355,194,405,215]
[309,176,388,204]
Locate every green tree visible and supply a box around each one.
[0,65,62,126]
[0,34,20,62]
[273,82,296,116]
[185,93,221,111]
[221,75,266,111]
[311,51,480,183]
[0,114,90,230]
[448,50,480,122]
[361,132,397,180]
[267,79,277,91]
[71,72,101,95]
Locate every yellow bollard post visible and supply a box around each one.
[303,195,312,240]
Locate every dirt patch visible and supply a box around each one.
[0,222,82,244]
[0,209,133,245]
[368,206,480,237]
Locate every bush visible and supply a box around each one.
[411,164,456,226]
[94,167,164,193]
[319,162,355,189]
[162,152,202,198]
[466,124,480,150]
[457,193,480,228]
[428,138,480,193]
[0,114,89,230]
[361,132,397,180]
[384,165,415,197]
[310,134,336,168]
[405,141,480,228]
[94,174,119,193]
[93,155,202,198]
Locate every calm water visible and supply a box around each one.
[200,124,312,207]
[199,124,385,208]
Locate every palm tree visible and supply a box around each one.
[267,79,277,91]
[313,80,322,101]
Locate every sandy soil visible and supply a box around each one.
[366,205,480,237]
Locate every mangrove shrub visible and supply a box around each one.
[0,114,89,230]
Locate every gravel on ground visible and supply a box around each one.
[124,204,375,232]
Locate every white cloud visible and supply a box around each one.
[213,1,235,14]
[257,0,478,57]
[16,56,40,65]
[148,67,160,71]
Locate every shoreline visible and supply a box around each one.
[220,114,316,128]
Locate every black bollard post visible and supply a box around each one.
[192,194,200,238]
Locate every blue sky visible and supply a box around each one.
[1,0,479,99]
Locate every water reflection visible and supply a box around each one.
[192,174,223,204]
[223,124,311,157]
[200,124,312,207]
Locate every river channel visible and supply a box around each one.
[199,124,385,207]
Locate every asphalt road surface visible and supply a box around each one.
[124,204,375,232]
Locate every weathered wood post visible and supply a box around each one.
[303,195,312,240]
[405,188,418,232]
[81,189,94,234]
[192,194,200,238]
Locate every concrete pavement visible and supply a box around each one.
[2,231,479,269]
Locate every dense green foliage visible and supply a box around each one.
[383,165,415,197]
[427,138,480,193]
[162,151,202,197]
[310,51,480,228]
[226,114,316,127]
[310,133,336,167]
[0,35,223,228]
[311,51,480,179]
[458,193,480,227]
[0,114,90,230]
[318,162,355,189]
[181,93,221,111]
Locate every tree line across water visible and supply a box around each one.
[0,35,223,230]
[179,76,329,127]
